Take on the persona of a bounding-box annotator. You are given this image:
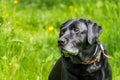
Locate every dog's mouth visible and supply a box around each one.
[59,46,79,56]
[58,43,90,64]
[59,47,83,64]
[60,47,94,64]
[61,49,77,57]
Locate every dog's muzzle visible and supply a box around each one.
[58,39,66,47]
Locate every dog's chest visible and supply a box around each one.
[62,67,102,80]
[62,60,102,80]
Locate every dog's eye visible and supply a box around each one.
[61,31,64,35]
[71,24,79,32]
[60,30,65,36]
[72,27,79,32]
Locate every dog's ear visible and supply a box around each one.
[86,20,102,44]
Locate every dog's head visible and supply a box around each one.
[58,19,102,64]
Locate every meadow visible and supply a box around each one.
[0,0,120,80]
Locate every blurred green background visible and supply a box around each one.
[0,0,120,80]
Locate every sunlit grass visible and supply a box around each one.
[0,0,120,80]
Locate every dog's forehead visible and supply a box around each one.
[61,20,87,30]
[60,20,75,29]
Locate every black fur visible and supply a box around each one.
[48,18,112,80]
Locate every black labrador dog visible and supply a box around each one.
[48,18,112,80]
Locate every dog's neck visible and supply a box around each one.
[81,44,97,54]
[79,43,100,62]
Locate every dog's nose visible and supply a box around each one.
[58,39,66,46]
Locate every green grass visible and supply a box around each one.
[0,0,120,80]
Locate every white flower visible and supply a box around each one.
[2,56,7,60]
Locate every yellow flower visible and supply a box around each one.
[48,26,54,31]
[9,62,12,66]
[69,5,74,11]
[14,0,18,4]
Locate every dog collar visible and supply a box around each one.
[81,51,101,64]
[81,43,112,65]
[99,43,112,59]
